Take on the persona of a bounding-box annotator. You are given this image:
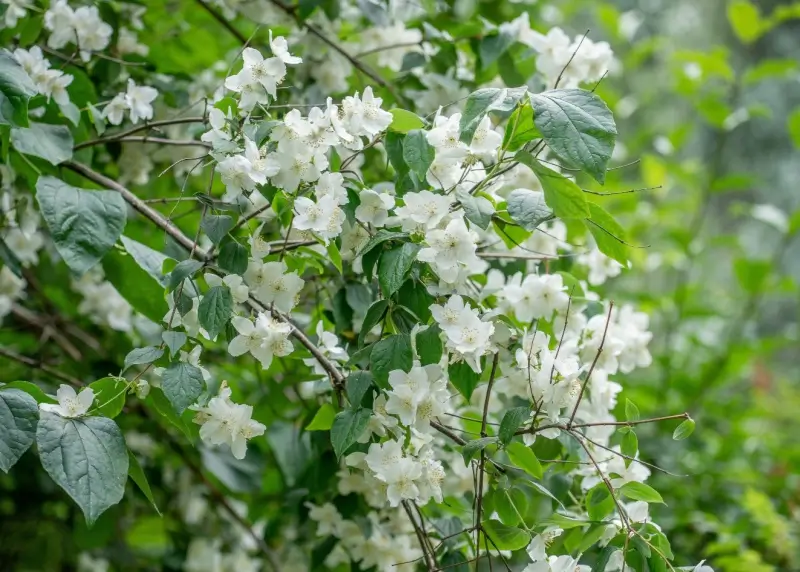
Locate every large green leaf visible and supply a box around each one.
[36,176,127,275]
[528,89,617,183]
[585,202,628,265]
[506,441,543,479]
[460,87,527,144]
[11,122,73,165]
[402,129,435,180]
[619,482,665,504]
[120,236,171,287]
[0,49,37,127]
[481,519,531,551]
[448,360,481,401]
[0,388,39,472]
[88,377,128,419]
[160,362,205,414]
[37,412,129,525]
[457,189,494,230]
[506,188,555,231]
[127,450,160,514]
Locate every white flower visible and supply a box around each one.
[204,273,250,305]
[226,47,285,100]
[355,189,394,227]
[293,195,345,243]
[577,248,623,285]
[3,0,28,29]
[201,107,237,153]
[417,217,485,283]
[218,155,256,202]
[103,94,129,126]
[0,266,26,320]
[40,385,94,418]
[501,273,570,321]
[191,382,265,459]
[303,322,348,375]
[523,554,590,572]
[270,144,327,191]
[244,260,304,312]
[305,502,344,537]
[384,456,422,506]
[431,295,494,372]
[227,313,291,368]
[394,190,451,232]
[269,30,302,65]
[125,80,158,124]
[339,86,393,139]
[315,172,349,205]
[751,204,788,233]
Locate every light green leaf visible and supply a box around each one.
[479,31,517,68]
[498,407,529,445]
[306,403,337,431]
[619,481,665,504]
[3,381,56,404]
[672,418,695,441]
[403,129,435,180]
[506,188,555,230]
[127,450,160,514]
[625,398,640,422]
[11,122,73,165]
[481,519,531,551]
[516,154,589,219]
[162,331,187,357]
[727,1,764,44]
[494,488,527,527]
[326,241,343,274]
[120,236,171,287]
[389,108,425,133]
[198,285,233,339]
[503,102,540,151]
[528,89,617,183]
[88,377,127,419]
[506,441,542,479]
[330,408,371,458]
[787,108,800,149]
[585,202,629,265]
[37,412,129,525]
[0,49,37,127]
[124,346,164,371]
[370,334,412,387]
[36,177,127,275]
[378,242,420,297]
[0,388,39,472]
[459,88,506,144]
[160,362,205,414]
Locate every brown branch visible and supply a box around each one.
[0,347,83,386]
[194,0,249,44]
[402,500,437,571]
[109,136,210,148]
[74,117,207,150]
[571,413,690,429]
[475,354,500,564]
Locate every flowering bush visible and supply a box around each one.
[0,1,797,571]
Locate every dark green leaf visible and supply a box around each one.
[167,259,204,292]
[459,88,506,144]
[358,299,389,347]
[586,483,614,521]
[494,488,527,527]
[160,362,205,414]
[218,240,248,275]
[498,407,529,445]
[123,346,164,371]
[462,436,498,465]
[330,408,371,458]
[0,49,37,127]
[120,236,170,287]
[397,279,434,322]
[370,334,412,387]
[403,129,435,180]
[162,331,187,357]
[506,187,555,230]
[36,177,127,275]
[480,519,530,551]
[385,131,409,178]
[37,412,129,525]
[416,324,443,366]
[201,214,233,245]
[456,189,494,230]
[0,388,38,472]
[448,360,481,401]
[127,449,160,514]
[346,371,374,408]
[378,243,420,297]
[198,285,233,339]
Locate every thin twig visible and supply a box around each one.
[567,302,613,427]
[74,117,206,150]
[0,347,83,386]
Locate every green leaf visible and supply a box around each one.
[397,279,434,322]
[388,108,425,133]
[120,236,170,287]
[506,188,555,231]
[462,436,498,465]
[346,371,374,408]
[403,129,435,180]
[37,412,129,525]
[575,524,611,555]
[479,31,516,68]
[619,481,665,504]
[621,429,638,466]
[198,285,233,339]
[480,519,531,551]
[416,325,443,366]
[528,89,617,183]
[36,176,127,275]
[127,450,160,514]
[0,49,37,127]
[359,299,389,347]
[217,240,248,275]
[727,1,764,44]
[330,408,371,458]
[459,88,506,144]
[595,546,621,572]
[456,189,494,230]
[201,214,233,245]
[146,388,191,439]
[378,243,420,297]
[385,131,409,178]
[586,203,629,265]
[503,102,540,151]
[506,442,542,479]
[326,241,343,274]
[104,241,168,324]
[448,360,481,401]
[167,259,204,292]
[87,103,106,135]
[123,346,164,371]
[498,407,529,445]
[11,122,73,165]
[160,362,205,414]
[3,381,56,404]
[162,331,187,357]
[0,387,38,472]
[370,334,412,387]
[306,403,337,431]
[624,398,640,421]
[586,483,614,521]
[88,377,127,419]
[494,488,527,527]
[541,513,591,529]
[516,154,590,219]
[672,418,695,441]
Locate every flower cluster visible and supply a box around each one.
[13,47,75,120]
[72,270,133,333]
[44,0,112,62]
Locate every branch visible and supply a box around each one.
[567,302,613,427]
[475,354,500,564]
[0,347,83,386]
[402,500,437,571]
[107,136,210,148]
[194,0,249,44]
[74,117,207,150]
[571,413,690,429]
